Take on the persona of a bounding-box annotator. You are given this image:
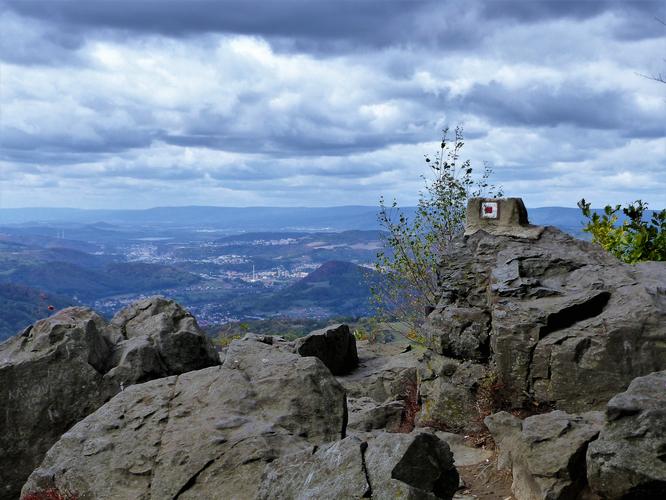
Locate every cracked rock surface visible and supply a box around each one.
[485,410,604,499]
[423,226,666,414]
[21,338,347,499]
[587,370,666,499]
[259,430,459,500]
[1,297,219,500]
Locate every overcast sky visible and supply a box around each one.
[1,0,664,209]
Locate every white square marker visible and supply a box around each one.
[481,202,499,219]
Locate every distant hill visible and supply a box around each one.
[0,284,74,341]
[248,260,380,317]
[0,205,646,237]
[0,261,201,301]
[0,206,384,231]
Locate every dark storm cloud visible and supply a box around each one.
[459,81,663,136]
[479,0,662,22]
[4,0,662,57]
[0,10,86,66]
[0,125,157,164]
[2,0,456,49]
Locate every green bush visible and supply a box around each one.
[578,199,666,263]
[372,126,501,332]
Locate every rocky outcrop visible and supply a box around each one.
[485,410,604,499]
[424,221,666,416]
[22,338,348,499]
[1,297,219,500]
[587,370,666,499]
[295,323,359,375]
[259,431,459,499]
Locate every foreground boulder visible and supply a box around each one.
[259,431,459,499]
[0,308,116,500]
[295,323,359,375]
[587,370,666,499]
[423,198,666,418]
[22,338,347,499]
[0,297,219,500]
[485,410,604,499]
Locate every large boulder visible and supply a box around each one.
[259,430,459,499]
[426,223,666,411]
[22,338,347,499]
[109,296,220,376]
[0,297,219,500]
[0,308,117,500]
[587,370,666,499]
[485,410,604,499]
[295,323,359,375]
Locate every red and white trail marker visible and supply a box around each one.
[481,202,499,219]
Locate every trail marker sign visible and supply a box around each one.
[481,202,499,219]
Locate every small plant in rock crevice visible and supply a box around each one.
[23,488,78,500]
[397,377,421,433]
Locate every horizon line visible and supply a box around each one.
[0,204,585,211]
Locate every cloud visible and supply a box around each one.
[0,0,664,210]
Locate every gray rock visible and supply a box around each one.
[464,197,544,239]
[0,297,220,500]
[347,397,405,433]
[0,308,117,500]
[109,296,220,375]
[259,430,459,500]
[417,353,489,434]
[423,306,491,362]
[587,370,666,499]
[364,430,459,499]
[485,410,604,499]
[258,436,370,499]
[22,338,347,499]
[337,341,420,404]
[295,324,359,375]
[426,225,666,411]
[339,341,421,433]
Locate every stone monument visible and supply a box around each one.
[464,197,544,239]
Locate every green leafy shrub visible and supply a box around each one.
[372,126,501,333]
[578,199,666,263]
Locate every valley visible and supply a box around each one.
[0,205,591,340]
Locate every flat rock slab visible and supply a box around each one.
[337,341,421,403]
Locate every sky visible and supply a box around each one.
[0,0,664,210]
